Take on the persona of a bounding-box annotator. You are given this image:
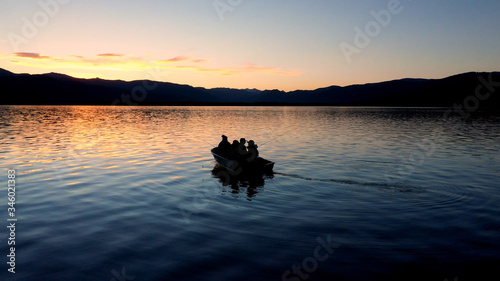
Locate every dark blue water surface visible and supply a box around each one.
[0,106,499,281]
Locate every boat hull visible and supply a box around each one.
[211,148,274,174]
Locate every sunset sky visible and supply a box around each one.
[1,0,499,91]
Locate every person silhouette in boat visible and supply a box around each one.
[231,140,240,159]
[238,138,252,164]
[217,135,231,157]
[246,140,259,162]
[238,138,248,156]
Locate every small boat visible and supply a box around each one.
[211,147,275,174]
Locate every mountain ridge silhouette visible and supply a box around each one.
[1,68,498,108]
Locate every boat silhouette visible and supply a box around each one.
[210,147,275,174]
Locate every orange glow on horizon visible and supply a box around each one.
[2,52,301,77]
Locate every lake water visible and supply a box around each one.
[0,106,499,281]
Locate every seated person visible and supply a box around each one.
[231,140,240,159]
[246,140,259,161]
[217,135,231,156]
[238,138,248,156]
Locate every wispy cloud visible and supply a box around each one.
[97,53,126,58]
[5,52,301,77]
[14,52,52,59]
[159,56,191,63]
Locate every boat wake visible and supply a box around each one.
[273,171,424,193]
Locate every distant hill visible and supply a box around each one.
[0,68,14,77]
[0,68,498,108]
